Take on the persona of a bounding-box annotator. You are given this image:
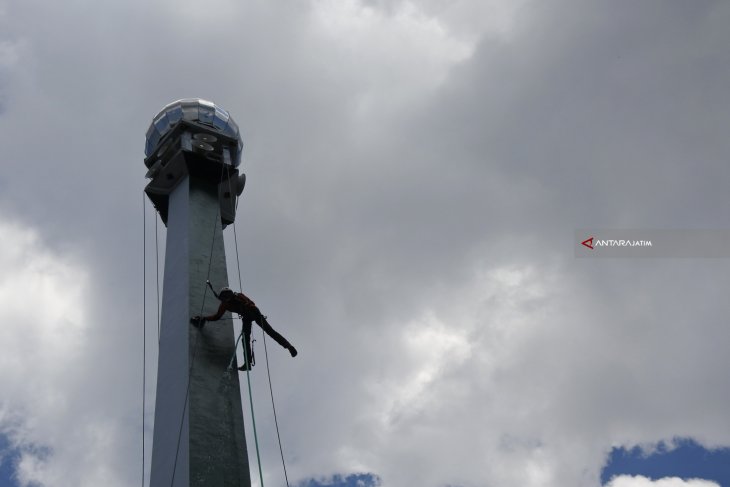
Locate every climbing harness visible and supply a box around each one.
[250,336,256,367]
[225,319,255,371]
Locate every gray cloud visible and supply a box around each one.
[0,0,729,486]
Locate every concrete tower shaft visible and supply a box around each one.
[145,99,251,487]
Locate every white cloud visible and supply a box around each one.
[0,218,87,389]
[0,218,132,487]
[309,0,474,115]
[606,475,720,487]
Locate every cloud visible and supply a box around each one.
[0,0,730,486]
[309,0,473,111]
[605,475,720,487]
[0,218,133,487]
[0,218,88,387]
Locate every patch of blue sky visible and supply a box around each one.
[0,434,20,487]
[601,437,730,486]
[296,472,381,487]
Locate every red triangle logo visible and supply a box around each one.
[581,237,594,249]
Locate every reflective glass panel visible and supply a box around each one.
[224,119,239,138]
[181,101,199,124]
[166,105,183,125]
[153,112,170,135]
[198,102,215,125]
[212,106,229,130]
[145,125,161,156]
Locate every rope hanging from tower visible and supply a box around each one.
[141,163,293,487]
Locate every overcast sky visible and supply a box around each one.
[1,1,729,486]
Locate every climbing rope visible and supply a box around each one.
[142,192,164,487]
[228,169,267,487]
[142,191,147,487]
[242,341,265,487]
[170,163,227,487]
[227,166,291,487]
[155,213,161,343]
[218,290,266,486]
[262,326,291,487]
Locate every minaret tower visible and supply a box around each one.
[144,99,250,486]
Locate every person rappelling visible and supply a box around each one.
[190,284,298,371]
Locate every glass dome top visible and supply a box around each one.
[145,98,243,166]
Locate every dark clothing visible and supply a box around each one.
[206,291,258,321]
[203,292,295,366]
[238,305,293,367]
